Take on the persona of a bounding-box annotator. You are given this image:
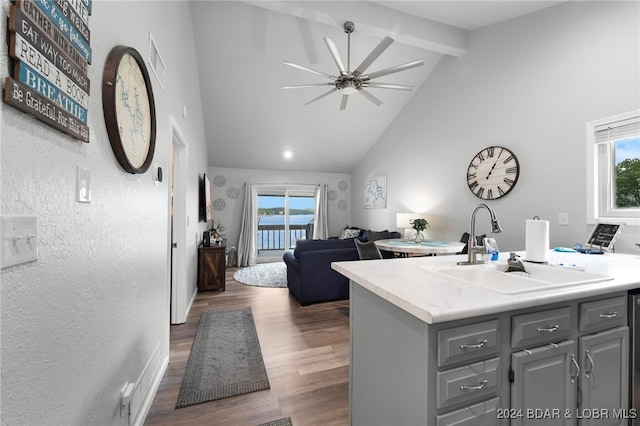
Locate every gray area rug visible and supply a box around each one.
[257,417,293,426]
[175,307,270,408]
[233,262,287,288]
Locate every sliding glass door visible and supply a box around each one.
[256,186,316,262]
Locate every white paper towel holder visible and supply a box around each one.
[525,216,550,264]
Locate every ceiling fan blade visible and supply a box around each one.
[358,89,383,107]
[364,60,424,80]
[281,83,335,89]
[353,36,394,77]
[282,61,336,80]
[340,94,348,111]
[304,88,339,105]
[323,37,347,76]
[366,82,414,91]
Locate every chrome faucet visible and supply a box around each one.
[458,203,503,266]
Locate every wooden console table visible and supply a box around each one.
[198,245,226,291]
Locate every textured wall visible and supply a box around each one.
[351,1,640,253]
[0,1,209,424]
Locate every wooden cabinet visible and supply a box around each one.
[198,245,226,291]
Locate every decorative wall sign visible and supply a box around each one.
[338,200,348,211]
[328,190,338,201]
[213,175,226,187]
[338,180,348,191]
[363,176,387,209]
[3,0,93,143]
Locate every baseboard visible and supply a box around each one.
[130,340,169,426]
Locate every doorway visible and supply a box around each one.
[169,117,188,324]
[256,186,317,262]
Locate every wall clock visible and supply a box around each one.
[466,146,520,200]
[102,45,156,174]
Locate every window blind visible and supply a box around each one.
[594,116,640,143]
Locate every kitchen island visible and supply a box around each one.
[333,251,639,426]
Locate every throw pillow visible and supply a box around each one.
[340,228,361,239]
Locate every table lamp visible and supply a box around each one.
[397,213,423,239]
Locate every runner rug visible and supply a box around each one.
[175,307,270,408]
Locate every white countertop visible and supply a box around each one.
[374,238,465,255]
[332,250,640,324]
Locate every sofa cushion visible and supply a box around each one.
[293,238,356,258]
[367,229,391,241]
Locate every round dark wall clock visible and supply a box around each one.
[102,45,156,174]
[466,146,520,200]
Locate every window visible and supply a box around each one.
[255,186,317,261]
[587,111,640,226]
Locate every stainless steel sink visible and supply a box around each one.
[421,262,613,294]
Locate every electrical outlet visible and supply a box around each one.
[120,382,135,417]
[1,215,38,268]
[559,212,569,226]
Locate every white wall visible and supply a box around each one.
[0,1,208,424]
[352,1,640,254]
[206,167,353,247]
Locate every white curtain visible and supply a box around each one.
[237,183,257,266]
[313,183,329,239]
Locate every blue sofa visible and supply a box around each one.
[283,230,400,306]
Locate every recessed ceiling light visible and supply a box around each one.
[283,151,293,159]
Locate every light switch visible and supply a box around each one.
[1,215,38,268]
[77,167,91,203]
[559,212,569,226]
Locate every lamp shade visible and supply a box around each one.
[396,213,417,229]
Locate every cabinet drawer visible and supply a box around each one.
[436,357,500,409]
[436,397,500,426]
[579,295,627,334]
[437,319,500,367]
[511,307,571,349]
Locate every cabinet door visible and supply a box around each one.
[511,340,577,426]
[198,247,226,291]
[578,326,629,426]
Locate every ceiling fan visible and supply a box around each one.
[282,21,424,111]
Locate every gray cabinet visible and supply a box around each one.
[508,301,629,426]
[511,340,577,426]
[349,284,632,426]
[578,326,629,426]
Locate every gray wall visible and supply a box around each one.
[0,1,209,424]
[206,166,353,247]
[352,1,639,254]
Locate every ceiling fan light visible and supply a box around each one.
[341,80,357,95]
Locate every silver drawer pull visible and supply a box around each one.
[599,311,617,319]
[460,339,488,350]
[537,324,559,333]
[570,354,580,384]
[584,350,595,378]
[459,379,488,391]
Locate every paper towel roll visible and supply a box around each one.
[525,219,549,262]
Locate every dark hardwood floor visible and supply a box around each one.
[144,266,350,426]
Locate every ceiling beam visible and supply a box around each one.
[245,1,469,56]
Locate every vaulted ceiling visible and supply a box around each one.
[190,1,563,173]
